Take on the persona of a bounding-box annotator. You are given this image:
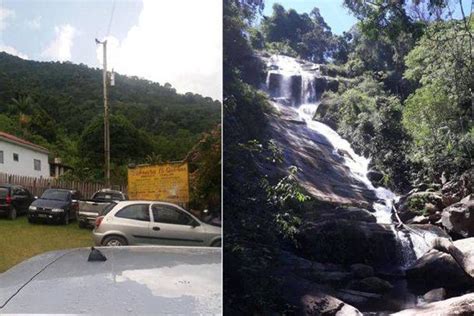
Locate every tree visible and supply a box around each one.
[403,17,473,179]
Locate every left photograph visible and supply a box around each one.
[0,0,222,314]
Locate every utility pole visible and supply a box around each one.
[95,39,110,186]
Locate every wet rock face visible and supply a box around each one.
[441,194,474,238]
[314,77,340,100]
[268,72,283,97]
[297,220,400,267]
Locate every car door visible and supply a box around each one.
[113,203,152,245]
[12,187,28,213]
[149,203,206,246]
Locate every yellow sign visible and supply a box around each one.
[128,162,189,204]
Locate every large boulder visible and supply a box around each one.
[392,293,474,316]
[297,220,401,266]
[441,168,473,206]
[406,237,474,290]
[423,288,446,303]
[441,195,474,238]
[347,276,393,294]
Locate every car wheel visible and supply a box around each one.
[8,207,17,220]
[211,239,221,247]
[102,236,128,247]
[62,212,70,225]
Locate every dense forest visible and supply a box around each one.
[224,0,472,314]
[0,52,221,209]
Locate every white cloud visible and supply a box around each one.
[0,6,15,31]
[42,24,76,61]
[0,45,28,59]
[26,16,41,30]
[96,0,222,101]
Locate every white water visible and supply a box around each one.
[266,54,437,265]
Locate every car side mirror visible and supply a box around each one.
[191,221,200,228]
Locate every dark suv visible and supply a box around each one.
[28,189,82,225]
[0,184,35,220]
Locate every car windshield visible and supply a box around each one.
[101,202,117,216]
[94,192,123,201]
[0,187,9,198]
[41,190,69,201]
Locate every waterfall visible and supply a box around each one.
[265,54,436,267]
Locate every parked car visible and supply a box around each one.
[0,246,221,314]
[93,201,221,247]
[77,189,128,228]
[0,184,35,220]
[28,189,82,225]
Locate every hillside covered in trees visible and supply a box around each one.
[0,52,220,179]
[224,0,473,314]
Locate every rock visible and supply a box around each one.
[314,77,340,99]
[441,168,473,206]
[392,293,474,316]
[335,289,381,306]
[424,203,439,215]
[400,191,444,216]
[406,237,474,290]
[281,273,362,315]
[300,293,362,315]
[348,276,393,294]
[335,206,377,223]
[297,220,402,266]
[350,264,374,279]
[441,194,474,238]
[367,170,384,183]
[423,288,446,303]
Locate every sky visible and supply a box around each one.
[0,0,223,101]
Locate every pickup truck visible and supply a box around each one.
[77,189,127,228]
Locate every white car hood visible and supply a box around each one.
[0,246,221,314]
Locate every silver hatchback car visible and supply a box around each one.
[92,201,221,247]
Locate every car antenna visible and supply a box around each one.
[88,247,107,262]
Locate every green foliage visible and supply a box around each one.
[188,125,221,212]
[0,52,220,184]
[403,19,473,179]
[261,4,335,63]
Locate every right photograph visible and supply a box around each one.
[223,0,473,314]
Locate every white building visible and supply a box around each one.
[0,131,50,178]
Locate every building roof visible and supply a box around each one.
[0,131,49,154]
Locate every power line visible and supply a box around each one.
[106,0,117,37]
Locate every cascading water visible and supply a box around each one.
[265,55,436,267]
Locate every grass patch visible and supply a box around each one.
[0,216,93,273]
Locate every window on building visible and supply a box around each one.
[0,151,3,164]
[13,153,19,162]
[34,159,41,171]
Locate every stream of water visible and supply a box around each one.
[265,55,436,268]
